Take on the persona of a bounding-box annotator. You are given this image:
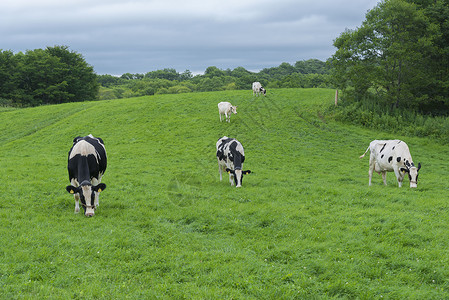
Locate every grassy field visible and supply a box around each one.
[0,88,448,299]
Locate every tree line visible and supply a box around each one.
[96,60,331,100]
[0,48,330,107]
[0,46,98,107]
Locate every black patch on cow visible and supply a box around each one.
[392,146,395,150]
[216,137,233,161]
[67,135,107,183]
[405,160,411,168]
[229,141,244,169]
[381,154,384,159]
[397,157,401,163]
[380,143,386,153]
[388,156,393,163]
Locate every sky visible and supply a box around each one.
[0,0,381,75]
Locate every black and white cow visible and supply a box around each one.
[216,136,251,187]
[252,82,266,96]
[359,139,421,188]
[66,135,107,216]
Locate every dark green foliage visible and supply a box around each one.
[0,46,98,107]
[331,0,449,114]
[96,60,332,100]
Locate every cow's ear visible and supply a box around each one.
[417,163,421,171]
[66,185,79,194]
[400,167,409,173]
[243,170,251,175]
[226,168,234,174]
[93,183,106,193]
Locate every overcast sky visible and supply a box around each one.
[0,0,380,75]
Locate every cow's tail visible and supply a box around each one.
[359,146,370,159]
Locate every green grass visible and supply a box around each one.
[1,88,448,299]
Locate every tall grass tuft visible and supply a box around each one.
[328,94,449,143]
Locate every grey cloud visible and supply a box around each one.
[0,0,380,74]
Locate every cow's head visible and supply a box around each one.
[231,105,237,114]
[226,168,251,187]
[260,87,266,95]
[400,162,421,188]
[66,181,106,216]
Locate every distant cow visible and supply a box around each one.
[66,135,107,216]
[218,101,237,123]
[252,82,266,96]
[216,136,251,187]
[360,140,421,188]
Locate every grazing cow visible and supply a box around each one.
[218,101,237,123]
[252,82,266,96]
[66,135,107,216]
[216,136,251,187]
[359,139,421,188]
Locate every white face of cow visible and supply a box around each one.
[66,183,106,216]
[408,164,421,188]
[402,163,421,188]
[226,168,251,187]
[231,106,237,114]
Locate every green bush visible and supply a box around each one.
[328,98,449,143]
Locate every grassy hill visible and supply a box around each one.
[0,89,448,298]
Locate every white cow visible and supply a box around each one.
[218,102,237,123]
[252,82,266,96]
[359,140,421,188]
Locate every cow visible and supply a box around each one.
[218,101,237,123]
[216,136,251,187]
[252,82,266,96]
[359,139,421,188]
[66,135,107,216]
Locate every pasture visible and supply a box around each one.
[0,88,448,298]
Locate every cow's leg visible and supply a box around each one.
[381,171,387,185]
[218,163,223,181]
[394,168,403,187]
[92,178,101,207]
[368,164,374,186]
[229,173,234,186]
[71,179,80,213]
[219,113,222,122]
[74,193,80,213]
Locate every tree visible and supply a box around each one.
[0,46,98,106]
[204,66,226,78]
[0,50,16,99]
[415,0,449,113]
[179,70,193,81]
[295,59,329,74]
[145,68,179,80]
[332,0,442,112]
[45,45,98,103]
